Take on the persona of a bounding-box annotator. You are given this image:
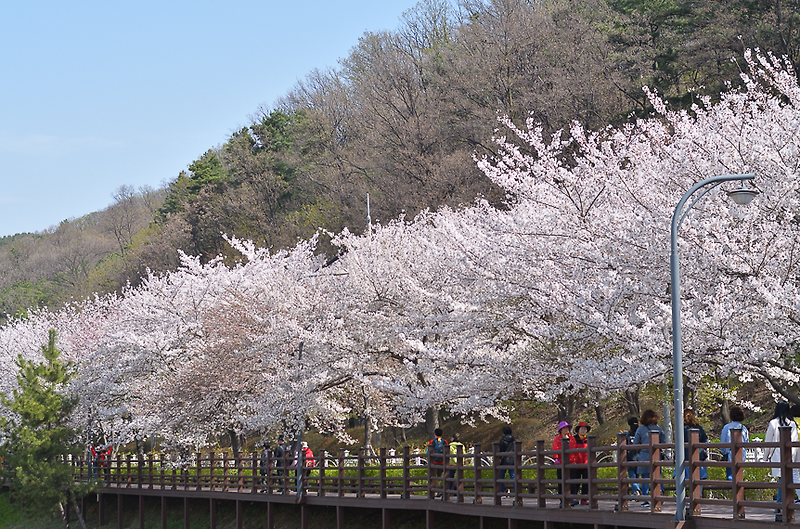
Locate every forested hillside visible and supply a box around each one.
[2,0,799,323]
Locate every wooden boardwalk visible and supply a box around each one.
[71,428,800,528]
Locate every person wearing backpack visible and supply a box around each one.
[498,426,515,495]
[427,428,449,494]
[624,417,641,497]
[447,433,465,492]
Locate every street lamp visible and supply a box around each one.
[670,173,757,521]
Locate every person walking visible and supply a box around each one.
[765,401,799,521]
[448,433,465,492]
[427,428,449,496]
[570,422,591,505]
[720,406,749,481]
[300,441,315,492]
[272,435,288,489]
[498,426,516,496]
[683,411,709,497]
[258,441,270,487]
[552,421,572,505]
[633,409,665,508]
[624,417,642,497]
[90,443,113,484]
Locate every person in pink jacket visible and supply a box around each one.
[552,421,573,505]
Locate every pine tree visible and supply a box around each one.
[0,329,93,526]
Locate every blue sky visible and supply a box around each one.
[0,0,421,237]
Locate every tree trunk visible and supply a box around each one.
[594,404,606,425]
[721,398,731,425]
[135,436,145,462]
[228,429,241,464]
[555,394,577,425]
[425,407,440,436]
[364,416,373,452]
[624,389,640,418]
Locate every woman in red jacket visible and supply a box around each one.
[569,422,591,505]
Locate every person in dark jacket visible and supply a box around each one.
[633,409,665,507]
[498,426,516,494]
[625,417,641,496]
[272,435,288,488]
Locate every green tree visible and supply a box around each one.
[0,329,93,527]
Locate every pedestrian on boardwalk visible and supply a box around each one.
[448,433,465,492]
[271,435,288,489]
[427,428,449,495]
[633,409,665,508]
[91,443,112,484]
[765,401,799,520]
[570,422,591,505]
[300,441,315,492]
[624,417,641,496]
[683,411,708,497]
[258,441,270,487]
[498,426,516,495]
[552,421,572,505]
[720,406,749,481]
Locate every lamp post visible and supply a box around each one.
[670,174,757,521]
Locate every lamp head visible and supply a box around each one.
[727,187,759,205]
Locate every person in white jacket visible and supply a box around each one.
[764,401,799,520]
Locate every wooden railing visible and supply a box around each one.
[71,426,800,523]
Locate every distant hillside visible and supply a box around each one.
[3,0,800,322]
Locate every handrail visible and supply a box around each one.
[71,428,799,522]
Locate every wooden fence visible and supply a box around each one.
[70,426,800,526]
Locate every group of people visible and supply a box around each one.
[552,420,593,506]
[257,401,800,517]
[620,407,752,508]
[258,435,315,489]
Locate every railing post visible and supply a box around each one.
[616,432,628,511]
[127,454,133,488]
[196,452,202,491]
[442,442,449,500]
[237,452,244,492]
[211,451,218,492]
[535,439,545,508]
[223,451,230,492]
[688,429,701,516]
[731,428,745,519]
[358,447,365,498]
[427,445,434,500]
[474,443,482,504]
[251,452,258,494]
[456,444,465,504]
[136,452,143,489]
[319,450,327,497]
[648,431,661,512]
[337,448,345,498]
[780,425,793,523]
[560,436,569,509]
[492,442,501,505]
[402,446,410,499]
[380,447,387,499]
[159,453,165,490]
[147,453,153,489]
[284,449,291,494]
[587,435,597,509]
[514,440,522,506]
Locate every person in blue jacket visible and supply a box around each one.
[633,409,665,508]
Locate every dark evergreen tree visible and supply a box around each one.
[0,329,94,527]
